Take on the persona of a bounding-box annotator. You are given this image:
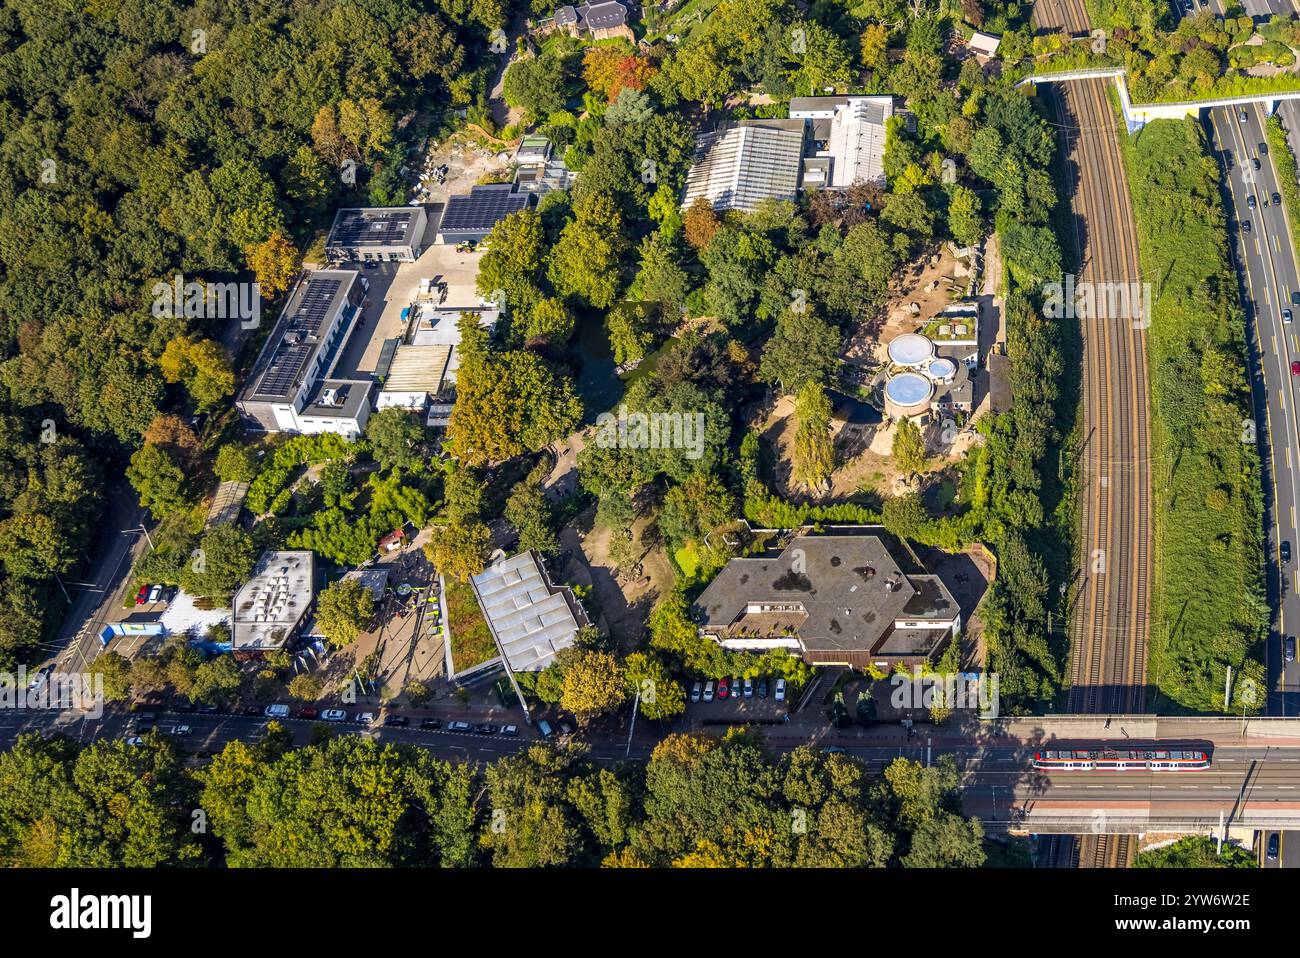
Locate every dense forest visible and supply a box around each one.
[0,0,504,668]
[0,728,1006,867]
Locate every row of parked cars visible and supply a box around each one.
[690,676,786,704]
[134,584,176,606]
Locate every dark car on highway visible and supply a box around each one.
[1286,636,1296,663]
[1268,832,1280,861]
[1283,541,1292,564]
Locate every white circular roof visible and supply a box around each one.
[888,333,935,367]
[885,372,934,408]
[927,357,956,380]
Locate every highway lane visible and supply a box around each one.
[1207,104,1300,716]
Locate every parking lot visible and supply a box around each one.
[684,677,791,722]
[331,227,487,381]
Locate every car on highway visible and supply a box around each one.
[419,718,442,730]
[717,677,729,699]
[1248,194,1256,210]
[1283,541,1292,564]
[1243,219,1252,232]
[135,585,150,605]
[1252,157,1262,172]
[1276,192,1284,207]
[447,720,472,732]
[775,678,787,702]
[264,704,290,718]
[383,714,409,727]
[1268,832,1280,861]
[1285,309,1293,325]
[1291,360,1299,376]
[1286,635,1297,662]
[691,680,702,703]
[1292,291,1299,306]
[1240,108,1248,123]
[703,680,715,702]
[321,709,347,722]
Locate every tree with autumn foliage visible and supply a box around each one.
[683,197,722,249]
[583,47,658,103]
[244,230,301,300]
[159,336,235,411]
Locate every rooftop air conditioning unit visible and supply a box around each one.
[320,388,340,407]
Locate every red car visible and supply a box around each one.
[135,585,150,605]
[298,707,319,719]
[1292,361,1299,376]
[717,677,729,699]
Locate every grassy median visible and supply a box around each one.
[1122,117,1268,712]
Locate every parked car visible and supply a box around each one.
[775,678,787,702]
[134,722,155,735]
[134,711,157,723]
[474,723,498,735]
[135,585,150,605]
[264,704,290,718]
[357,712,375,725]
[419,718,442,730]
[447,720,472,732]
[758,678,769,699]
[297,706,319,719]
[743,677,754,698]
[501,725,520,737]
[537,719,555,739]
[165,725,192,737]
[703,681,715,703]
[147,585,162,604]
[383,714,409,727]
[691,680,702,703]
[1268,831,1280,861]
[197,703,219,714]
[124,736,145,747]
[558,719,575,737]
[717,677,729,700]
[822,746,846,754]
[321,709,347,722]
[1284,541,1293,564]
[1287,635,1297,663]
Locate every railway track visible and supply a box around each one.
[1029,0,1151,868]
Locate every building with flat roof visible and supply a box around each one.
[436,184,533,244]
[376,343,453,416]
[232,551,316,657]
[236,270,374,439]
[691,532,960,669]
[790,95,894,188]
[470,550,590,673]
[967,31,1001,59]
[326,207,429,262]
[681,120,806,213]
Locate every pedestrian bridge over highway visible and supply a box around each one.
[1016,68,1300,132]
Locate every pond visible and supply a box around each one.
[569,311,671,422]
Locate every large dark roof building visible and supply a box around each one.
[326,206,429,262]
[235,269,374,438]
[692,532,961,668]
[436,184,533,244]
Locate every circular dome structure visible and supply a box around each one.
[887,333,935,368]
[884,372,934,414]
[927,357,956,382]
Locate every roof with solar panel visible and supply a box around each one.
[439,184,532,233]
[243,270,361,403]
[326,207,423,249]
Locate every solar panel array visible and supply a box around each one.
[330,209,415,247]
[255,277,343,399]
[440,187,528,232]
